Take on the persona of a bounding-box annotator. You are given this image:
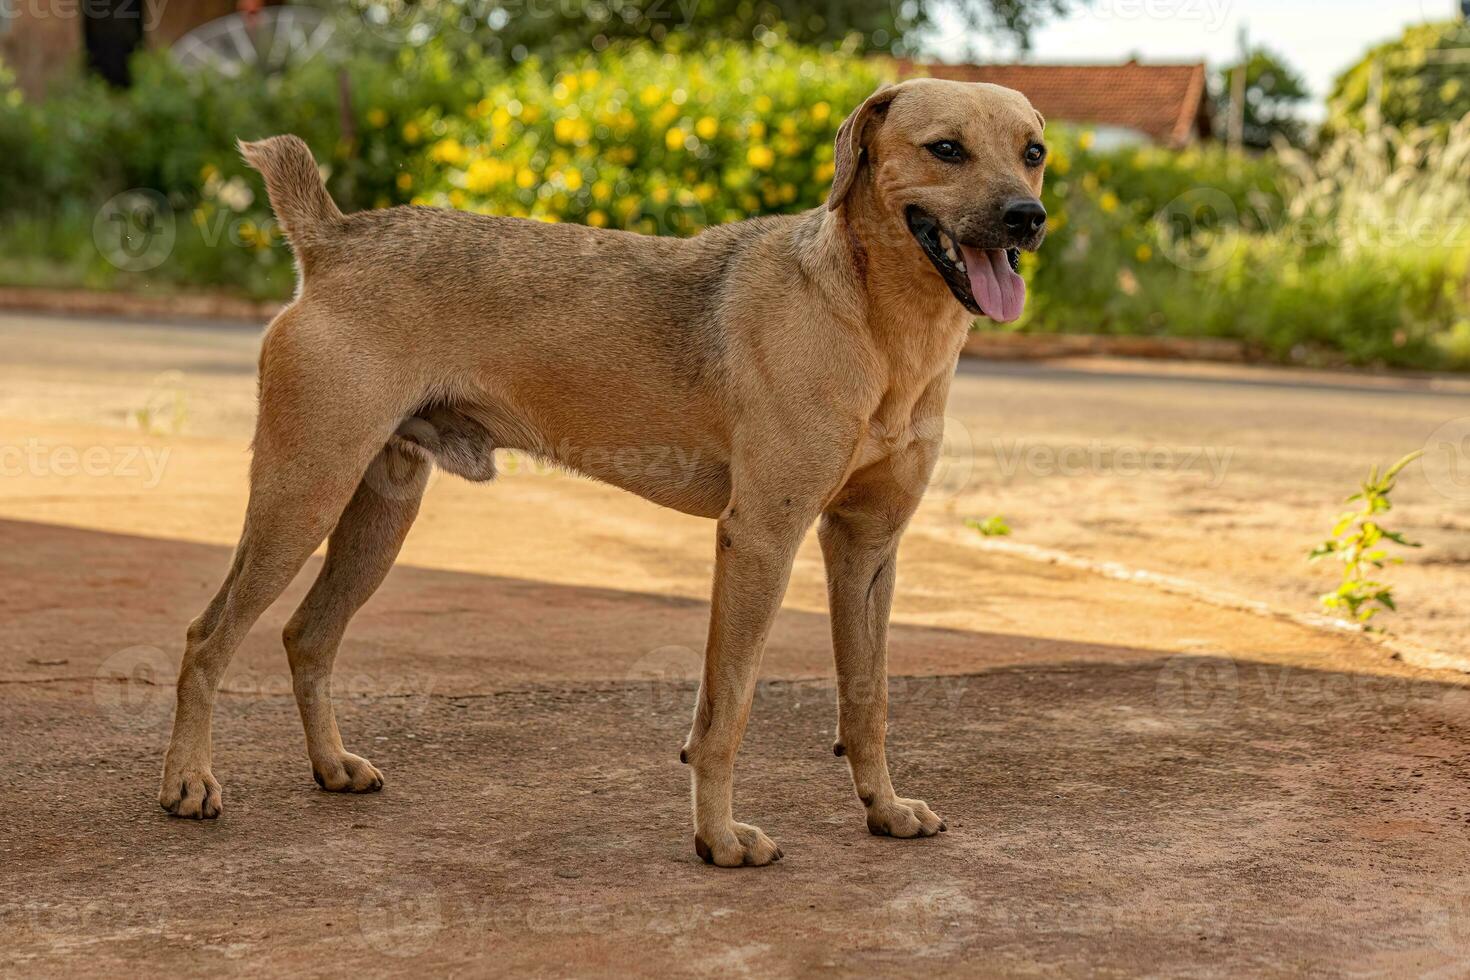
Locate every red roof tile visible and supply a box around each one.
[898,60,1212,147]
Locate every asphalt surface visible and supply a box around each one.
[1,311,1465,654]
[2,311,1470,976]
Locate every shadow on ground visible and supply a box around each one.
[4,519,1470,976]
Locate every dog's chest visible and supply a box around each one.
[854,396,932,470]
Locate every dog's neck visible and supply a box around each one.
[797,188,973,381]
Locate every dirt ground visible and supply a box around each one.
[3,312,1470,977]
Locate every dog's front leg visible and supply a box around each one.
[818,466,946,839]
[681,494,814,867]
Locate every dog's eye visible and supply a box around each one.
[927,140,965,163]
[1024,143,1047,167]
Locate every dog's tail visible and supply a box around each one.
[237,135,343,258]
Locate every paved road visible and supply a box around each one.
[3,310,1470,976]
[2,310,1466,653]
[938,356,1470,658]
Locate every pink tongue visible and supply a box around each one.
[959,246,1026,323]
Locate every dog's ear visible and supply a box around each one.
[1034,108,1046,130]
[826,84,898,212]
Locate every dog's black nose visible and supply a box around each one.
[1002,199,1047,235]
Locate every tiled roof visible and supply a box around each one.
[898,60,1213,147]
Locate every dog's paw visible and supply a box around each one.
[865,795,945,838]
[159,765,223,819]
[312,752,384,793]
[694,822,784,868]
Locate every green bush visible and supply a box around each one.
[2,40,1468,370]
[1016,124,1470,369]
[406,41,890,232]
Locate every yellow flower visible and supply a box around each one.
[1099,191,1119,214]
[449,189,465,209]
[592,179,612,202]
[811,102,830,123]
[695,116,718,140]
[747,145,775,170]
[640,84,663,107]
[651,186,670,204]
[665,127,687,152]
[430,138,468,166]
[587,209,608,227]
[815,161,835,182]
[748,120,767,140]
[1136,244,1153,263]
[694,182,716,203]
[1079,131,1095,150]
[401,122,421,144]
[516,167,538,189]
[463,158,502,194]
[563,170,583,191]
[367,108,387,129]
[754,95,772,113]
[396,172,414,192]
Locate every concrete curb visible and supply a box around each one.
[0,286,281,324]
[947,534,1470,676]
[963,330,1248,362]
[0,289,1251,360]
[2,289,1465,394]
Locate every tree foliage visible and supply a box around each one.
[1328,20,1470,134]
[337,0,1074,59]
[1215,46,1308,148]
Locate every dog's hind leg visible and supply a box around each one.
[282,443,429,793]
[160,311,413,819]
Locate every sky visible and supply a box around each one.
[926,0,1454,114]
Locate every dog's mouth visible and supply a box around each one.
[905,206,1026,323]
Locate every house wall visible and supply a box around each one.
[146,0,240,47]
[0,2,85,99]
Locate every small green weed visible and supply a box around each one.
[967,515,1013,537]
[1308,451,1422,625]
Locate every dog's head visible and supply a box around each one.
[828,78,1048,323]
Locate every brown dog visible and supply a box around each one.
[159,77,1048,867]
